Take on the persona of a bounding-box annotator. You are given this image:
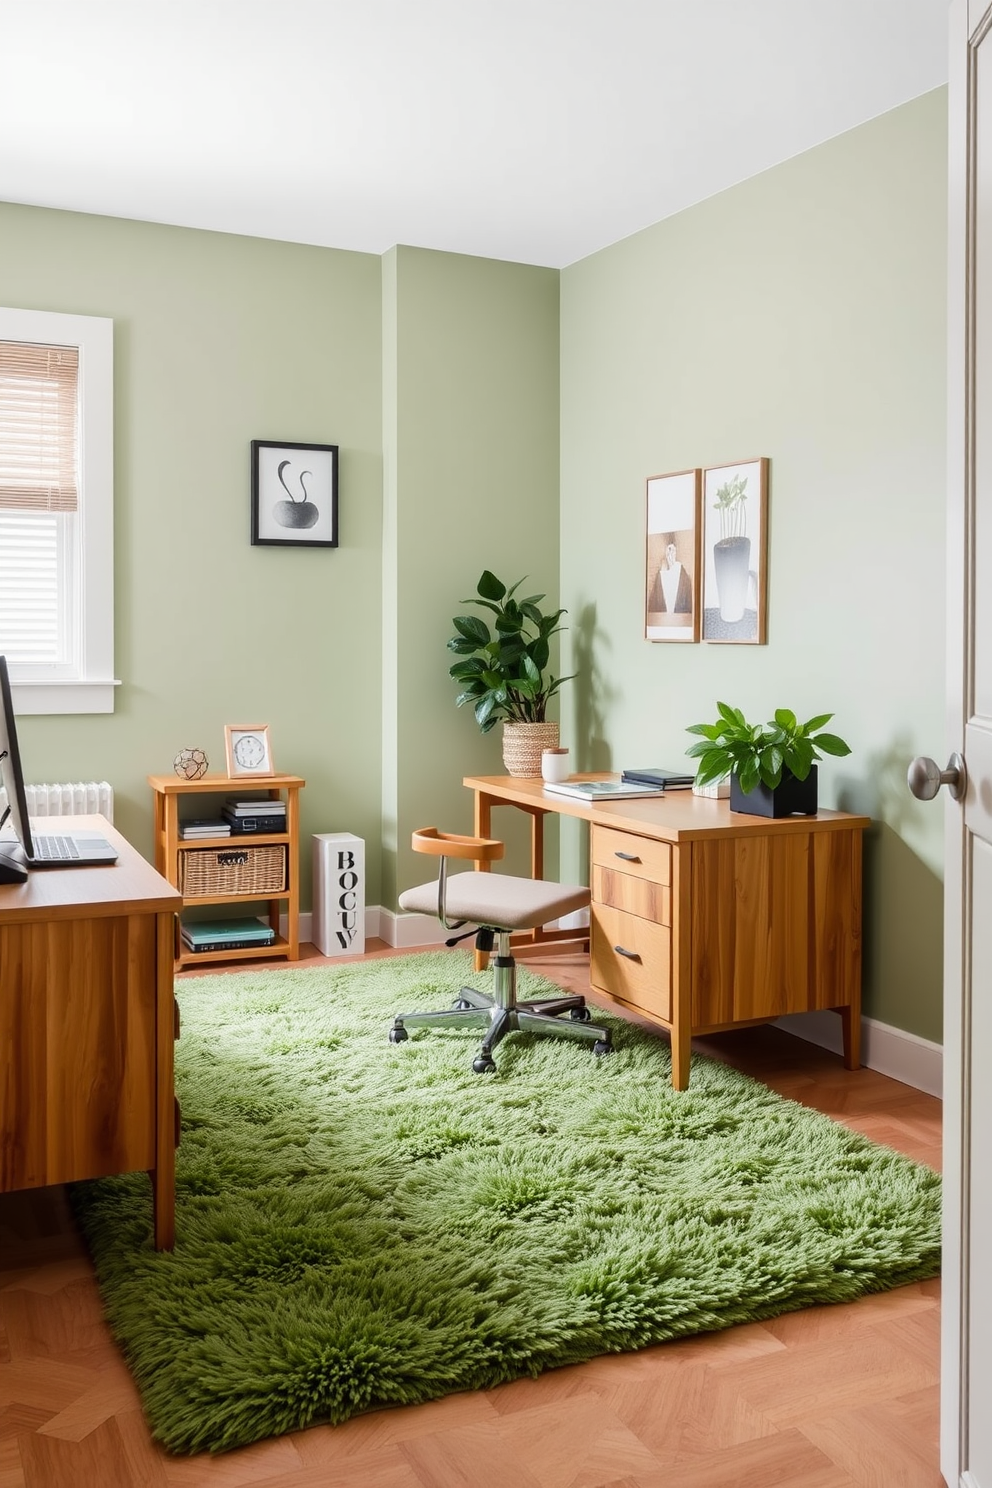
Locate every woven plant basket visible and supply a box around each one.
[501,721,560,778]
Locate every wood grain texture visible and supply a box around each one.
[0,822,179,1249]
[589,904,672,1019]
[471,780,866,1091]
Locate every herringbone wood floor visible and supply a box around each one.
[0,943,943,1488]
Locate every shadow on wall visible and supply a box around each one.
[835,735,944,1044]
[836,733,930,831]
[572,603,617,772]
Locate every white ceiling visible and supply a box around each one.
[0,0,949,269]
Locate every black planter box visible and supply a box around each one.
[730,765,818,818]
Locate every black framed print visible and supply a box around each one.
[251,440,339,548]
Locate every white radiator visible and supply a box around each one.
[0,781,114,823]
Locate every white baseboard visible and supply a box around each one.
[286,905,383,953]
[773,1011,942,1098]
[378,907,451,948]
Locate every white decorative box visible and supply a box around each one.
[692,780,731,798]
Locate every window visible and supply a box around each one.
[0,307,115,713]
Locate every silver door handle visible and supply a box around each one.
[907,752,966,801]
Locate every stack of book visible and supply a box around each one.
[180,917,277,954]
[620,767,695,789]
[179,818,231,839]
[222,799,287,834]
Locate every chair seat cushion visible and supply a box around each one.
[398,871,590,931]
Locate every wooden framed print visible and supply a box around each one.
[251,440,338,548]
[644,468,701,642]
[701,457,769,644]
[224,724,275,777]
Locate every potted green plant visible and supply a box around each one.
[686,703,851,817]
[447,570,574,777]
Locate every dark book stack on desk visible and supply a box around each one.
[620,767,695,789]
[222,800,287,834]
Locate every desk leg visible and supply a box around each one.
[474,790,494,856]
[839,1004,862,1070]
[671,1018,692,1092]
[153,913,177,1250]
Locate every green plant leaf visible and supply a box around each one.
[448,658,486,679]
[738,756,761,794]
[803,713,833,733]
[717,701,744,728]
[477,570,506,602]
[773,708,797,731]
[452,615,490,647]
[474,694,497,728]
[812,732,852,757]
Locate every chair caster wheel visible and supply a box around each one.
[453,999,472,1010]
[389,1025,408,1044]
[569,1006,592,1021]
[472,1054,497,1074]
[593,1039,612,1057]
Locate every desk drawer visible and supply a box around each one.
[592,864,671,925]
[590,903,671,1022]
[591,825,671,887]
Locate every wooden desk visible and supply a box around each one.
[465,775,870,1090]
[0,816,181,1248]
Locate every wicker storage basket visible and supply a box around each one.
[179,843,287,897]
[501,721,560,778]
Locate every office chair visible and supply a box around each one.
[389,827,613,1073]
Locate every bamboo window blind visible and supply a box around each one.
[0,341,79,512]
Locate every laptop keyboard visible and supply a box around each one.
[32,835,81,861]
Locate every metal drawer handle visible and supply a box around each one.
[614,945,641,961]
[614,851,641,862]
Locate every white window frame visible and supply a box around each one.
[0,306,117,714]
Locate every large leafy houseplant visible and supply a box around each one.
[447,571,573,734]
[686,703,851,816]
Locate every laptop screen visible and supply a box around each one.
[0,654,36,864]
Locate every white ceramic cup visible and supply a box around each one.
[541,747,570,784]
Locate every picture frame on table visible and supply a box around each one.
[701,457,769,645]
[644,467,701,643]
[224,724,275,778]
[251,440,339,548]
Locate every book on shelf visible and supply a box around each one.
[179,819,231,838]
[180,917,276,952]
[619,767,695,789]
[225,800,286,814]
[541,778,666,801]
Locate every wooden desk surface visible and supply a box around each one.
[0,815,181,923]
[464,774,871,841]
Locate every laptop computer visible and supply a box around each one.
[0,656,118,879]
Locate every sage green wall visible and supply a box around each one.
[382,246,561,905]
[0,202,384,908]
[559,90,947,1042]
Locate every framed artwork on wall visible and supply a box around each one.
[224,724,275,777]
[701,457,769,644]
[644,468,701,642]
[251,440,339,548]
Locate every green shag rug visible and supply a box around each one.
[71,951,941,1456]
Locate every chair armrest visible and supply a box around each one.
[410,827,504,864]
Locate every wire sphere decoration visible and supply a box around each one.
[174,747,209,781]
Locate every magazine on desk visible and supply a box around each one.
[542,778,666,801]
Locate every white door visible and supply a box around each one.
[936,4,992,1484]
